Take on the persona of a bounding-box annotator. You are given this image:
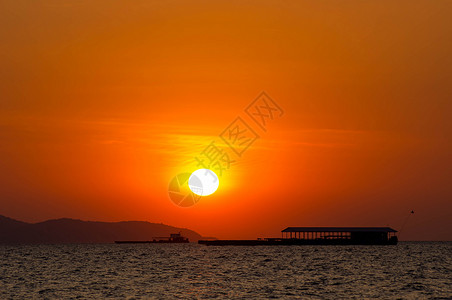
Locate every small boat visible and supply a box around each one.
[115,233,189,244]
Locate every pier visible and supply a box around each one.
[199,227,398,246]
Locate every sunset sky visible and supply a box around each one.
[1,0,451,240]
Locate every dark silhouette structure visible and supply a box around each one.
[115,232,189,244]
[199,227,398,246]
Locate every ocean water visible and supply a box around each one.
[0,242,450,299]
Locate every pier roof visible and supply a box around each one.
[282,227,397,233]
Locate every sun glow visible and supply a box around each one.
[188,169,219,196]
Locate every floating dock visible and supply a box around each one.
[198,227,398,246]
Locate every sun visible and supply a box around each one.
[188,169,219,196]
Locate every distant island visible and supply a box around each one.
[0,215,211,244]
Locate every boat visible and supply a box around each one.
[115,232,189,244]
[198,227,398,246]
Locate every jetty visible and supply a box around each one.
[198,227,398,246]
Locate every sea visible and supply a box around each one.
[0,242,450,299]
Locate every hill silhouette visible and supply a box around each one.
[0,215,207,243]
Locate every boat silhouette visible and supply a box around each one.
[115,232,189,244]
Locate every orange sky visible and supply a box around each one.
[1,0,451,240]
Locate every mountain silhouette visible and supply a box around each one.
[0,215,207,243]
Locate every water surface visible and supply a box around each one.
[1,242,450,298]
